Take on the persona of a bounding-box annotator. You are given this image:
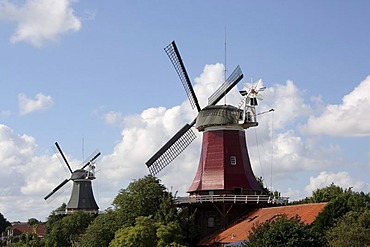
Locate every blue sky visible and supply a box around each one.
[0,0,370,222]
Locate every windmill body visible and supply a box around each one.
[44,142,101,214]
[188,105,262,195]
[66,169,99,212]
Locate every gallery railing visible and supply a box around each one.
[176,194,289,205]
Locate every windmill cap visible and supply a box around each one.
[196,105,241,131]
[70,169,95,180]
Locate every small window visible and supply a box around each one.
[230,156,237,165]
[234,187,242,195]
[209,190,214,195]
[208,217,215,227]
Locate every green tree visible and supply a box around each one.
[7,232,44,247]
[291,183,346,205]
[312,190,370,232]
[0,212,10,234]
[27,218,40,226]
[243,215,322,247]
[109,216,157,247]
[113,175,168,226]
[326,210,370,247]
[78,209,121,247]
[156,221,185,247]
[109,216,186,247]
[44,211,95,247]
[80,176,175,247]
[80,175,198,246]
[44,203,66,236]
[310,183,344,203]
[110,176,189,246]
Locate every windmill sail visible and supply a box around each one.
[208,65,243,106]
[146,123,196,175]
[81,149,101,169]
[165,41,201,112]
[54,142,73,174]
[44,178,70,200]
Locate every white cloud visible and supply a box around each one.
[260,80,311,130]
[0,0,81,47]
[0,124,36,169]
[305,171,370,195]
[18,92,54,115]
[303,75,370,137]
[104,111,123,126]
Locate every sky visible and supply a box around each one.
[0,0,370,222]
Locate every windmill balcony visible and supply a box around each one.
[175,194,289,205]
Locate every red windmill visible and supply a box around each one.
[146,41,286,237]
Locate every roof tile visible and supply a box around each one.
[200,202,327,245]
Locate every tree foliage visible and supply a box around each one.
[109,216,186,247]
[78,209,121,247]
[312,189,370,232]
[326,210,370,246]
[27,218,40,226]
[310,183,344,203]
[244,215,322,247]
[113,175,168,226]
[109,175,189,246]
[79,175,197,247]
[44,211,95,247]
[109,216,157,247]
[6,232,44,247]
[291,183,345,205]
[0,212,11,234]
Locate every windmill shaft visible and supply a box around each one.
[165,41,201,112]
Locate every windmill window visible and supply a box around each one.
[208,217,215,228]
[230,156,237,165]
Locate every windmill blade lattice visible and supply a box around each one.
[208,65,243,106]
[146,123,196,175]
[164,41,201,112]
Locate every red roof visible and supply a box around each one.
[8,223,45,237]
[200,203,327,246]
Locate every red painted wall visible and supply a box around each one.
[188,129,262,194]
